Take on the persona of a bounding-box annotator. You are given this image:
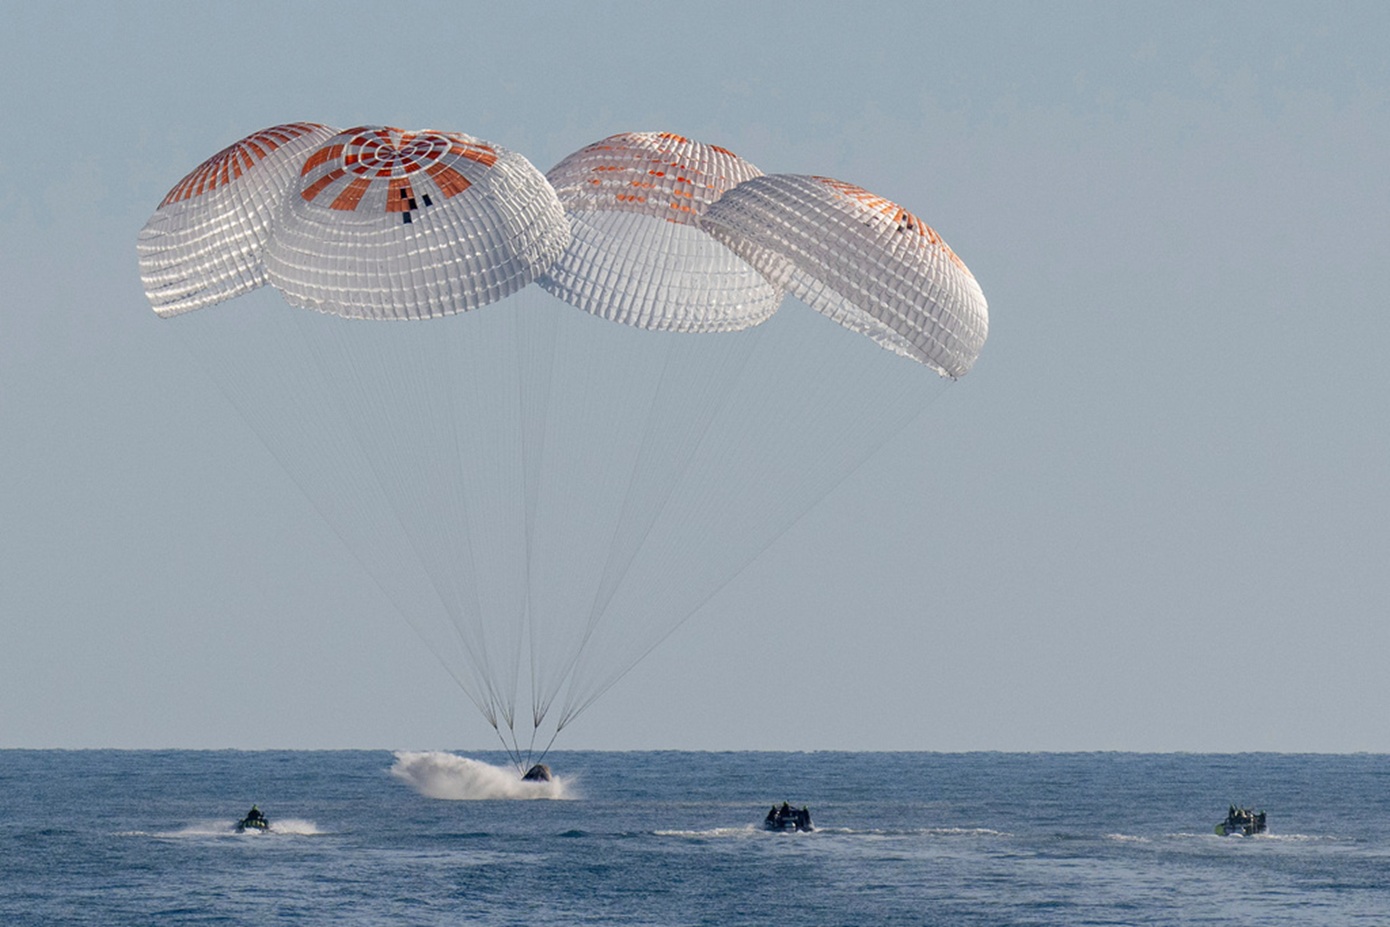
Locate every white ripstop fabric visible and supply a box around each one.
[137,123,338,317]
[700,174,989,378]
[263,127,570,320]
[539,132,783,332]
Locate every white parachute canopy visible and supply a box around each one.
[138,122,338,316]
[539,132,782,332]
[139,124,988,768]
[264,126,569,319]
[700,173,989,378]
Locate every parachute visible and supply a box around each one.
[700,173,988,378]
[139,123,338,316]
[139,124,988,768]
[263,127,568,319]
[538,131,781,332]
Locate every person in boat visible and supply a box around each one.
[765,801,812,831]
[237,805,269,832]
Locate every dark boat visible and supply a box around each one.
[1215,805,1266,836]
[763,802,813,832]
[236,805,270,833]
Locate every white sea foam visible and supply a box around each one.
[116,823,226,839]
[818,826,1010,838]
[1172,831,1334,842]
[390,751,571,800]
[656,825,762,838]
[121,818,324,839]
[257,818,322,835]
[655,825,1010,839]
[1103,832,1151,843]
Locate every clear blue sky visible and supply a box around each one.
[3,1,1388,751]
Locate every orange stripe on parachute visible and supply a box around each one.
[329,177,371,211]
[449,142,498,167]
[426,162,471,197]
[815,176,968,272]
[300,168,345,202]
[301,144,344,175]
[158,123,328,206]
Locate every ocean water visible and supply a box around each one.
[3,751,1387,925]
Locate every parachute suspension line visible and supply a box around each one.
[525,326,679,729]
[434,313,525,738]
[548,325,765,715]
[486,716,525,773]
[530,725,563,770]
[523,722,543,771]
[526,303,620,732]
[519,305,704,737]
[514,293,561,735]
[435,318,508,730]
[558,375,955,731]
[532,331,679,723]
[552,307,955,732]
[291,310,516,730]
[351,314,519,734]
[168,307,499,726]
[505,723,528,773]
[470,308,524,739]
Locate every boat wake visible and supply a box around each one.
[656,825,764,838]
[390,751,572,800]
[793,826,1010,839]
[656,825,1010,839]
[241,818,321,836]
[1204,831,1331,843]
[120,818,324,839]
[1163,831,1337,843]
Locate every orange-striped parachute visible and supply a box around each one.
[138,124,988,770]
[538,131,781,332]
[139,123,337,316]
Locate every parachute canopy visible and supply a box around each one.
[700,173,988,378]
[539,132,782,333]
[138,122,337,317]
